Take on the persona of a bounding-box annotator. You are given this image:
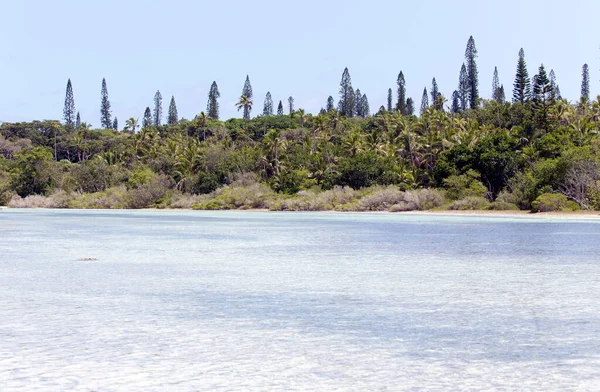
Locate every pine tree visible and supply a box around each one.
[361,94,370,117]
[100,78,112,129]
[112,117,118,131]
[458,64,469,110]
[465,36,479,109]
[277,100,284,115]
[406,98,415,116]
[153,90,162,127]
[206,81,220,119]
[581,64,590,102]
[451,91,460,113]
[338,67,355,117]
[431,78,443,110]
[168,96,178,125]
[355,89,363,116]
[263,92,274,116]
[326,96,335,111]
[533,64,552,103]
[555,85,562,100]
[396,71,407,114]
[420,88,429,114]
[288,96,294,114]
[492,67,504,103]
[549,70,558,101]
[63,79,75,126]
[75,112,81,129]
[143,107,152,128]
[387,88,393,111]
[512,48,531,104]
[498,85,506,104]
[241,75,253,119]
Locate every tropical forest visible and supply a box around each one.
[1,37,599,213]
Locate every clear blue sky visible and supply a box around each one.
[0,0,597,125]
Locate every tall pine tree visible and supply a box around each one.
[338,67,355,117]
[492,67,504,103]
[396,71,407,114]
[288,96,294,114]
[360,94,370,117]
[153,90,162,127]
[431,78,442,110]
[512,48,531,104]
[168,96,178,125]
[420,88,429,114]
[451,91,460,113]
[241,75,253,119]
[63,79,75,127]
[387,88,393,111]
[581,64,590,102]
[465,36,479,109]
[263,92,274,116]
[75,112,81,129]
[549,70,558,101]
[458,64,469,110]
[143,107,152,128]
[207,81,220,119]
[100,78,112,129]
[112,117,118,131]
[277,100,284,115]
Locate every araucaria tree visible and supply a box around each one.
[207,81,220,119]
[241,75,253,119]
[387,88,393,111]
[458,64,468,111]
[451,91,460,113]
[168,96,178,125]
[355,89,362,116]
[492,67,504,103]
[513,49,531,104]
[143,107,152,128]
[406,98,415,116]
[581,64,590,102]
[338,67,355,117]
[153,90,163,127]
[549,70,560,100]
[465,36,479,109]
[396,71,407,114]
[277,100,284,115]
[263,92,273,116]
[100,78,112,129]
[326,96,335,111]
[420,88,429,114]
[63,79,75,127]
[288,96,294,114]
[75,112,81,129]
[112,117,118,131]
[431,78,442,110]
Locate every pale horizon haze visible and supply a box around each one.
[0,0,598,125]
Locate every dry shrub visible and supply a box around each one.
[448,196,491,210]
[68,187,128,209]
[9,190,73,208]
[169,192,210,209]
[359,186,405,211]
[125,175,174,209]
[361,187,445,212]
[195,183,277,210]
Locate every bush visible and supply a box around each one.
[449,196,491,210]
[169,192,209,209]
[125,175,174,209]
[194,183,277,210]
[531,193,580,212]
[489,201,520,211]
[8,190,73,208]
[68,187,128,209]
[358,186,404,211]
[443,169,487,200]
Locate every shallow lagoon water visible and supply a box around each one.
[1,210,600,391]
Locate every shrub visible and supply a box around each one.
[68,187,128,209]
[125,175,174,209]
[169,192,209,209]
[449,196,491,210]
[8,190,73,208]
[531,193,580,212]
[443,169,487,200]
[127,167,156,188]
[194,183,277,210]
[359,186,405,211]
[489,201,520,211]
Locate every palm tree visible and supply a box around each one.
[236,95,253,119]
[125,117,139,134]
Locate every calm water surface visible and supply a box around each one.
[1,210,600,391]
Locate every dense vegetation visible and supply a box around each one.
[1,37,599,212]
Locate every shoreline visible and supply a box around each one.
[3,206,600,219]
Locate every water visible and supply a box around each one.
[1,210,600,391]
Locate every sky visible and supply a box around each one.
[0,0,598,125]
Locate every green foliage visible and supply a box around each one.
[531,193,580,212]
[10,147,55,197]
[443,169,487,200]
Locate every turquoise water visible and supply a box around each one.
[1,210,599,391]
